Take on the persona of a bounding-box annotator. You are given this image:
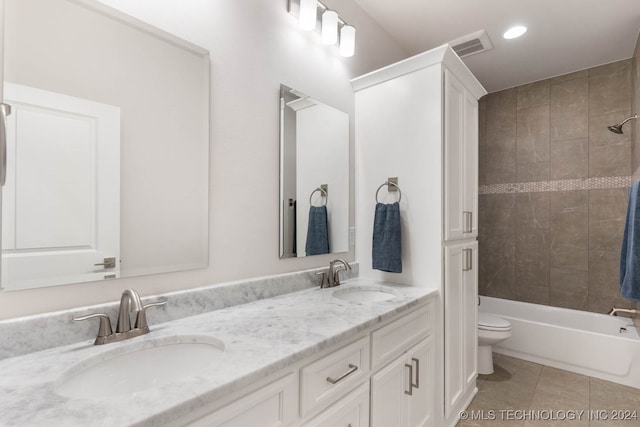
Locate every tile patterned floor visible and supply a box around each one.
[457,354,640,426]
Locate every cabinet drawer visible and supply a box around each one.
[186,373,298,427]
[303,383,370,427]
[371,304,432,370]
[300,336,370,417]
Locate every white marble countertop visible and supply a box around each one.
[0,278,436,426]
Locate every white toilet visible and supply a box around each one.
[477,312,512,375]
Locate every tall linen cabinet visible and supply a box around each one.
[351,45,486,427]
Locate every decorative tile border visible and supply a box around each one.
[479,176,633,195]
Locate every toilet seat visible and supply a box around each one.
[478,312,511,331]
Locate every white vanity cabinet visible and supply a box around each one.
[169,300,434,427]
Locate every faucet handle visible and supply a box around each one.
[316,271,330,289]
[134,299,167,330]
[73,313,113,339]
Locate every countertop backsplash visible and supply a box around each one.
[0,263,358,360]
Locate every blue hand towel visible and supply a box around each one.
[305,205,329,256]
[372,202,402,273]
[620,181,640,301]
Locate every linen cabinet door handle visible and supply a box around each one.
[463,248,472,271]
[463,211,473,233]
[411,357,420,389]
[404,363,413,395]
[326,364,358,384]
[0,103,11,186]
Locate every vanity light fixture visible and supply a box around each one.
[321,10,339,45]
[288,0,356,57]
[339,25,356,57]
[503,25,527,39]
[299,0,318,31]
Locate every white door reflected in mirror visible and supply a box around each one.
[1,0,210,290]
[2,84,120,290]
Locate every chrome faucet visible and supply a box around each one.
[316,259,352,288]
[608,307,639,316]
[74,289,167,345]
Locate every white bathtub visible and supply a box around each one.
[480,296,640,389]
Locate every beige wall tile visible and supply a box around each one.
[549,268,588,310]
[589,60,632,117]
[517,80,550,110]
[550,77,589,141]
[550,138,588,179]
[549,69,589,85]
[479,60,634,316]
[486,89,517,183]
[517,106,550,181]
[549,191,588,271]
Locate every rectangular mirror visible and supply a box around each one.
[1,0,209,290]
[279,84,349,258]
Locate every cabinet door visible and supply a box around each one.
[371,336,434,427]
[444,69,466,241]
[463,90,478,238]
[444,241,478,419]
[406,337,434,427]
[186,373,298,427]
[370,353,408,427]
[444,69,479,241]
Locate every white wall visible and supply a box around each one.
[0,0,408,319]
[355,65,444,289]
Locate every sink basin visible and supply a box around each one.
[332,286,397,303]
[56,335,224,399]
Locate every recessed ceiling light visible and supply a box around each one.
[503,25,527,40]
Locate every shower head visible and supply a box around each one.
[607,114,638,134]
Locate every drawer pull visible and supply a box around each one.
[326,364,358,385]
[404,363,413,395]
[411,357,420,389]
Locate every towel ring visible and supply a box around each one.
[309,187,328,207]
[375,181,402,203]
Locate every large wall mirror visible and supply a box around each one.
[1,0,210,290]
[279,85,349,259]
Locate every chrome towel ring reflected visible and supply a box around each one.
[375,180,402,203]
[309,186,328,207]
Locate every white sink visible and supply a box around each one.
[55,335,224,399]
[332,286,397,303]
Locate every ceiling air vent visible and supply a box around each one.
[449,30,493,58]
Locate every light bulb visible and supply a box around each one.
[503,25,527,39]
[299,0,317,31]
[321,10,338,45]
[339,25,356,57]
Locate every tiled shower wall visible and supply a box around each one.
[478,58,640,314]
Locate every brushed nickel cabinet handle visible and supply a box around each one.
[404,363,413,395]
[463,211,473,233]
[326,364,358,385]
[463,248,472,271]
[0,103,12,186]
[411,357,420,389]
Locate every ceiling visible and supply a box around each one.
[352,0,640,93]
